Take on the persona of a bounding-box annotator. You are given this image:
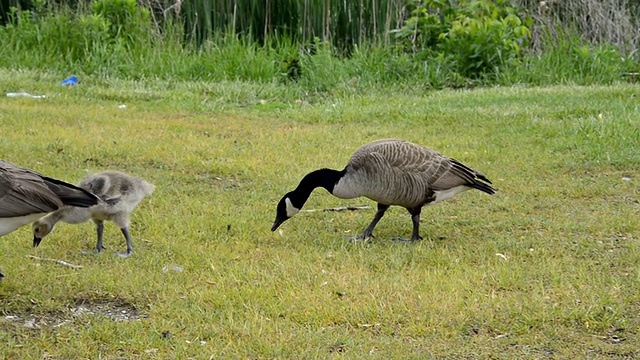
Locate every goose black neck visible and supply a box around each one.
[292,168,346,199]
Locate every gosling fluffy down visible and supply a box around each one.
[32,170,154,257]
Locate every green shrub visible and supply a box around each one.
[91,0,152,48]
[393,0,531,78]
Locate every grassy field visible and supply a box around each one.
[0,69,638,359]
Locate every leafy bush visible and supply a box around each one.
[393,0,531,77]
[91,0,152,48]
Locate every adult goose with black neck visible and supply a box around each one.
[271,139,495,241]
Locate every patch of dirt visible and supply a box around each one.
[2,297,146,331]
[71,298,147,322]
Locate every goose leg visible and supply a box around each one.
[347,203,389,242]
[82,220,106,255]
[393,207,423,242]
[116,227,133,258]
[95,221,106,252]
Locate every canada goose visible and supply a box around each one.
[32,171,155,258]
[0,160,99,279]
[271,139,495,241]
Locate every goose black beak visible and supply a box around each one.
[271,217,285,232]
[33,236,42,248]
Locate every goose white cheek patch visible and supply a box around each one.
[285,197,300,217]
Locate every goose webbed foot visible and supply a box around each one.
[116,250,133,258]
[345,233,374,243]
[391,235,423,243]
[81,245,106,255]
[398,208,423,243]
[0,269,4,280]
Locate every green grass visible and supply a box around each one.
[0,69,639,358]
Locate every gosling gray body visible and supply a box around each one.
[32,171,155,258]
[0,160,99,279]
[272,139,495,241]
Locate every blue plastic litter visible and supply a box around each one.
[61,75,78,86]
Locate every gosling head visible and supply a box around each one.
[271,193,301,232]
[32,219,55,248]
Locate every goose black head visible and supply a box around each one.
[271,193,302,231]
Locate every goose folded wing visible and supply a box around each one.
[0,182,62,217]
[421,157,475,191]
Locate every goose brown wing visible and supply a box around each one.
[354,141,481,191]
[40,176,100,207]
[344,139,496,200]
[343,140,444,205]
[427,156,495,195]
[0,162,63,217]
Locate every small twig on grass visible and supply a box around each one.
[302,205,371,213]
[26,255,83,269]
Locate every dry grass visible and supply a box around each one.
[524,0,640,52]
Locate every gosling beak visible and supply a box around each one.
[33,236,42,248]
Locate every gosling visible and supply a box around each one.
[32,171,155,258]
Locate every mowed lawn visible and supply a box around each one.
[0,72,639,358]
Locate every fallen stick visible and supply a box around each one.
[302,205,371,213]
[26,255,83,269]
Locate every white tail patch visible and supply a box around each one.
[432,185,470,204]
[285,197,300,217]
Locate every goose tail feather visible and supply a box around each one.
[470,178,495,195]
[41,176,100,207]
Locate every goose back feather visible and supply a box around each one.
[333,139,494,207]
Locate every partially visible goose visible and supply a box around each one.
[0,160,99,279]
[271,139,495,241]
[32,171,155,258]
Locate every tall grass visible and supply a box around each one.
[0,0,638,89]
[120,0,408,50]
[2,0,638,51]
[519,0,640,53]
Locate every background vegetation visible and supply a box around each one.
[0,0,637,89]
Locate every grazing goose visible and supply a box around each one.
[271,139,495,241]
[0,160,99,279]
[32,171,155,258]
